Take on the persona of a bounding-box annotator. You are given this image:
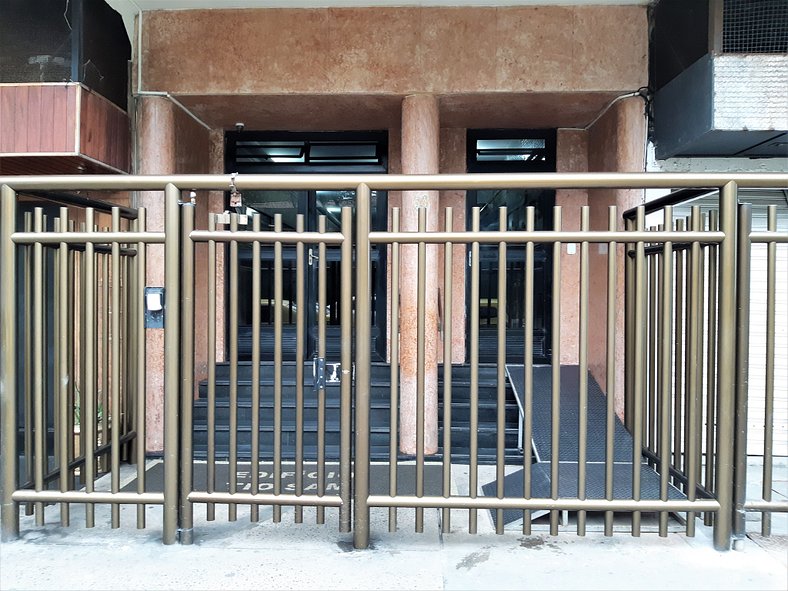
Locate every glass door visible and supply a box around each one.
[236,189,387,362]
[467,188,553,364]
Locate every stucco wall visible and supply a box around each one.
[136,96,211,452]
[140,5,647,97]
[587,97,647,419]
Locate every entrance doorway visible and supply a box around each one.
[225,131,388,361]
[466,129,556,364]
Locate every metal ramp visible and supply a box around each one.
[482,365,686,527]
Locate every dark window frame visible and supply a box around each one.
[225,130,388,175]
[466,129,557,173]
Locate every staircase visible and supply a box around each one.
[192,362,522,464]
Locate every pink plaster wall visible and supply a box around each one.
[135,96,212,452]
[438,128,467,365]
[586,97,647,419]
[399,95,441,454]
[141,6,647,96]
[555,129,589,365]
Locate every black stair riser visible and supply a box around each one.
[193,427,519,451]
[198,383,506,404]
[191,448,521,466]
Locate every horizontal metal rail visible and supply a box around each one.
[370,230,723,244]
[187,492,343,507]
[749,232,788,244]
[743,502,788,513]
[367,496,721,513]
[12,232,165,244]
[189,230,345,244]
[11,491,163,505]
[2,172,787,191]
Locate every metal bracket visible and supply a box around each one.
[229,172,242,208]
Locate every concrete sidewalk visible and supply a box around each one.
[2,503,786,590]
[1,459,786,591]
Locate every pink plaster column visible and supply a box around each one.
[136,96,176,453]
[399,95,440,455]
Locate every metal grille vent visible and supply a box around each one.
[723,0,788,53]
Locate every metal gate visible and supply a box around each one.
[1,173,786,551]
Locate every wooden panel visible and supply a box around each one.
[38,85,55,152]
[0,83,77,154]
[52,85,69,152]
[14,85,28,151]
[0,83,128,174]
[26,85,41,151]
[79,86,130,173]
[0,86,15,152]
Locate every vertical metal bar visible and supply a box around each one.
[315,215,325,525]
[625,217,635,430]
[704,210,718,527]
[228,213,239,523]
[683,216,693,494]
[495,207,508,535]
[67,220,76,497]
[295,214,305,525]
[686,206,702,536]
[206,213,217,522]
[250,214,261,523]
[83,208,96,529]
[100,246,109,475]
[353,183,372,550]
[523,207,535,535]
[578,206,589,536]
[604,206,617,537]
[442,207,453,534]
[179,200,195,543]
[673,219,685,479]
[0,185,19,540]
[733,203,751,542]
[389,208,400,533]
[648,245,657,457]
[714,180,738,551]
[136,209,147,529]
[339,206,352,533]
[32,209,45,526]
[659,207,674,537]
[550,206,562,536]
[632,206,646,537]
[274,214,284,524]
[111,208,122,529]
[761,205,776,537]
[56,209,70,526]
[162,184,181,544]
[469,207,480,535]
[415,207,427,533]
[23,212,32,518]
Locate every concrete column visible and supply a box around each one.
[399,95,440,455]
[136,96,176,453]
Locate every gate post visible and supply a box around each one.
[179,195,196,544]
[714,181,738,551]
[0,185,19,541]
[733,203,752,545]
[353,183,372,549]
[163,183,182,544]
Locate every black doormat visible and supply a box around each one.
[123,461,443,497]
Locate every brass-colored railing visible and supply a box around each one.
[0,173,786,552]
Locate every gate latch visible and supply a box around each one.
[313,357,326,390]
